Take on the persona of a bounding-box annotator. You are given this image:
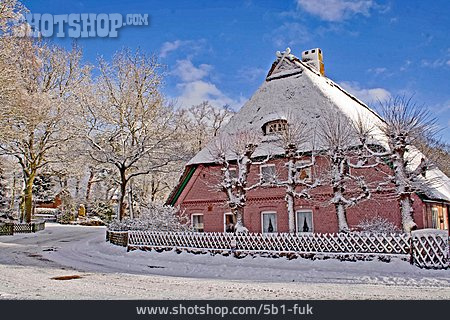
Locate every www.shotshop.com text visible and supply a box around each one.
[136,303,313,317]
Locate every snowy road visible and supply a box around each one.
[0,224,449,299]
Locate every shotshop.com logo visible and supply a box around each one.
[18,13,149,38]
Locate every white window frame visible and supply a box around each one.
[223,212,235,233]
[296,210,314,233]
[191,213,204,232]
[229,168,237,179]
[261,211,277,233]
[260,164,276,183]
[264,120,288,135]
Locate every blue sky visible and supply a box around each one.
[24,0,450,141]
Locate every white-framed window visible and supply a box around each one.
[191,213,204,232]
[229,168,237,179]
[263,119,288,135]
[224,212,236,233]
[296,210,313,233]
[260,164,276,183]
[261,211,277,233]
[296,160,312,182]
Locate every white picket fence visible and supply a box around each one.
[411,229,449,269]
[128,231,411,255]
[125,230,449,269]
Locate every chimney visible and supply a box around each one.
[301,48,324,76]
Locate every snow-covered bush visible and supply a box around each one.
[356,216,401,234]
[108,202,192,232]
[57,211,75,224]
[89,201,115,222]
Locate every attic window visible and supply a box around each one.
[262,119,288,135]
[311,49,316,53]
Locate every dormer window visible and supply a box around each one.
[262,119,288,135]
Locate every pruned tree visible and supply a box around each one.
[209,130,267,233]
[84,49,182,220]
[318,113,383,232]
[0,38,90,222]
[273,116,320,233]
[370,96,440,232]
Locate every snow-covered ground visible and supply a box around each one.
[0,224,448,299]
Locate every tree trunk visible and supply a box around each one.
[393,154,417,233]
[9,173,16,210]
[286,191,296,233]
[85,170,95,203]
[335,202,349,233]
[400,195,416,233]
[23,173,35,223]
[118,167,127,221]
[233,206,248,234]
[128,183,134,219]
[332,157,350,233]
[286,158,296,233]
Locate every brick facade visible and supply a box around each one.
[175,157,429,233]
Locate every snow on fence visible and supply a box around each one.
[411,229,449,269]
[127,231,412,256]
[0,222,14,236]
[120,230,449,269]
[13,220,46,234]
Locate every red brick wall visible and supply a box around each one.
[176,157,427,233]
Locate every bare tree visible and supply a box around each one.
[273,117,320,233]
[209,131,267,233]
[0,0,25,33]
[0,38,90,222]
[318,113,383,232]
[178,101,234,157]
[372,96,439,232]
[84,49,182,220]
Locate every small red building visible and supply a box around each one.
[167,48,450,234]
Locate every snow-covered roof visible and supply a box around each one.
[185,48,450,202]
[188,48,386,165]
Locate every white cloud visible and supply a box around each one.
[159,39,207,58]
[339,81,391,104]
[171,57,245,110]
[176,80,245,110]
[420,49,450,69]
[296,0,381,22]
[172,59,213,82]
[160,40,184,58]
[421,58,450,69]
